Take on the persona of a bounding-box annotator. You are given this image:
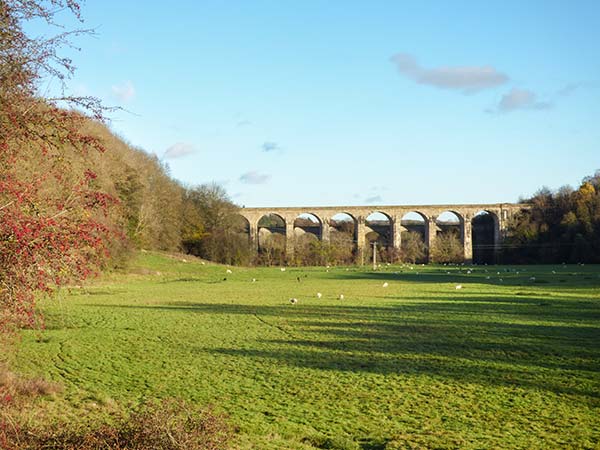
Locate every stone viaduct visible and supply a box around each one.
[238,203,529,263]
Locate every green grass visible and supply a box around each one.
[11,252,600,449]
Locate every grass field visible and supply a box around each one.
[10,252,600,449]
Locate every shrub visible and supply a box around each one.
[0,398,233,450]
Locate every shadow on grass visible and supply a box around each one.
[88,296,600,400]
[331,269,600,289]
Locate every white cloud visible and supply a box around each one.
[391,53,508,94]
[262,141,282,152]
[111,80,136,102]
[240,171,270,185]
[496,88,552,112]
[164,142,196,159]
[365,195,383,204]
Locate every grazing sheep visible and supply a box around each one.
[317,292,322,299]
[338,294,344,300]
[382,282,389,288]
[252,278,256,283]
[289,298,298,305]
[455,285,462,290]
[280,267,286,272]
[226,269,232,274]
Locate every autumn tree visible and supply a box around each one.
[430,231,464,264]
[0,0,116,332]
[182,184,254,265]
[401,231,426,263]
[502,171,600,264]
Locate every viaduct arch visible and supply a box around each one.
[238,203,528,264]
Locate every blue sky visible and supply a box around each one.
[40,0,599,206]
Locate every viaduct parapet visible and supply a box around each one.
[238,203,529,264]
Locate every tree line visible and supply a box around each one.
[501,172,600,264]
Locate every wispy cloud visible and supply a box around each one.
[111,80,136,102]
[164,142,196,159]
[493,88,552,113]
[240,171,270,184]
[555,81,597,97]
[236,120,252,127]
[557,83,582,97]
[391,53,508,94]
[365,195,383,204]
[262,141,282,152]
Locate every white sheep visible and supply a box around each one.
[280,267,286,272]
[338,294,344,300]
[226,269,232,274]
[455,285,462,290]
[382,282,389,288]
[317,292,322,299]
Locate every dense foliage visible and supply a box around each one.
[430,231,464,264]
[0,0,116,332]
[502,171,600,263]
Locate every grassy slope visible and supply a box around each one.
[11,252,600,449]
